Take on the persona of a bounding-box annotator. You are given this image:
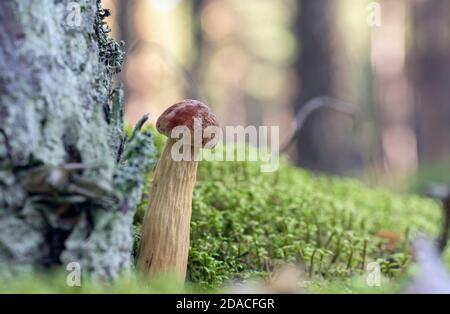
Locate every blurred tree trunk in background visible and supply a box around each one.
[117,0,135,47]
[0,0,153,279]
[191,0,205,100]
[293,0,359,174]
[411,0,450,164]
[372,0,418,177]
[117,0,136,105]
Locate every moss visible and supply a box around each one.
[184,158,440,288]
[132,130,442,290]
[0,271,194,294]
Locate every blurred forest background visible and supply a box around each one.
[103,0,450,192]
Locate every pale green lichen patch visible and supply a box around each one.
[0,0,154,280]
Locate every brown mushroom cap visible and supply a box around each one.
[156,100,219,146]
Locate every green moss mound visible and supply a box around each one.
[133,128,443,291]
[194,162,439,286]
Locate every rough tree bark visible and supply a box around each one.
[0,0,154,280]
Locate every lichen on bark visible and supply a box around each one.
[0,0,154,280]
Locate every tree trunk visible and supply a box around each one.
[372,0,418,177]
[116,0,136,106]
[294,0,352,174]
[411,0,450,164]
[0,0,154,280]
[191,0,206,100]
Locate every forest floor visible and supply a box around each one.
[1,127,448,293]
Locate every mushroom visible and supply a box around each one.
[137,100,219,282]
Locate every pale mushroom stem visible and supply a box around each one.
[137,138,199,282]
